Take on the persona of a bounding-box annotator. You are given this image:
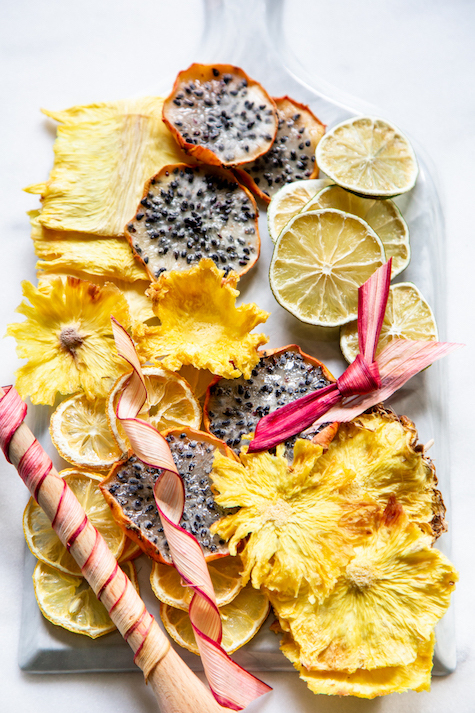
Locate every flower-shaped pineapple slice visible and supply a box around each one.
[280,631,435,698]
[320,407,446,538]
[211,439,375,601]
[271,499,457,673]
[138,259,269,378]
[7,277,131,405]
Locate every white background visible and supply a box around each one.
[1,0,474,711]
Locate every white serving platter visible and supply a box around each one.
[19,0,456,679]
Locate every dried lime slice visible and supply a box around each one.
[267,178,331,243]
[316,117,418,197]
[269,209,385,327]
[340,282,438,362]
[304,185,410,278]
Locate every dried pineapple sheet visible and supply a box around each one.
[36,97,193,236]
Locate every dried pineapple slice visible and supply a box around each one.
[7,277,131,405]
[280,632,435,698]
[138,259,269,379]
[322,407,446,538]
[30,212,147,283]
[38,273,154,325]
[271,500,457,673]
[38,97,193,236]
[210,439,375,601]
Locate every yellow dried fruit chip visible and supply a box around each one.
[7,277,131,404]
[280,632,434,698]
[210,439,371,601]
[30,212,147,283]
[138,259,269,379]
[38,97,193,236]
[271,503,457,673]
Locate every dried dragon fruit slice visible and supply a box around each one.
[101,428,237,564]
[203,346,337,460]
[125,164,260,280]
[163,64,278,167]
[235,97,326,203]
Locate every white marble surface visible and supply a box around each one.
[1,0,474,711]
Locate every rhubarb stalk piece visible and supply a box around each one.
[0,383,231,713]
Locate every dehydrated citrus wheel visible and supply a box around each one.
[50,392,123,470]
[316,116,418,197]
[32,560,138,638]
[267,178,331,243]
[304,185,410,278]
[269,209,385,326]
[160,583,270,654]
[24,469,127,576]
[125,164,260,281]
[118,537,143,564]
[151,555,245,611]
[107,366,202,451]
[235,96,325,203]
[340,283,438,363]
[163,64,278,167]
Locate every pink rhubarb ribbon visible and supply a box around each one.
[248,259,463,453]
[111,318,271,711]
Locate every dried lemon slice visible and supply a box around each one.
[160,583,270,654]
[269,209,385,327]
[303,185,410,278]
[316,117,418,197]
[340,283,438,363]
[107,366,202,451]
[151,555,244,611]
[33,560,138,638]
[50,392,123,470]
[24,469,126,576]
[267,178,331,243]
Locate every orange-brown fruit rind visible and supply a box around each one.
[163,64,278,167]
[101,427,239,565]
[125,163,260,282]
[234,96,326,204]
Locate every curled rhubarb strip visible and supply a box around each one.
[249,260,463,452]
[111,320,271,710]
[0,386,171,679]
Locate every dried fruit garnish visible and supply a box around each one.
[204,345,337,460]
[7,277,131,404]
[30,211,148,283]
[235,96,325,202]
[138,259,269,378]
[125,164,259,280]
[280,631,435,698]
[271,500,457,673]
[101,428,236,564]
[35,97,193,236]
[163,64,278,166]
[210,439,373,601]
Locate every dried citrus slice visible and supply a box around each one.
[32,560,138,638]
[107,366,202,451]
[316,117,418,197]
[303,185,410,277]
[340,282,438,363]
[50,392,123,470]
[160,583,270,654]
[118,537,143,564]
[269,209,385,327]
[267,178,331,243]
[23,469,127,576]
[163,64,278,167]
[151,555,245,611]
